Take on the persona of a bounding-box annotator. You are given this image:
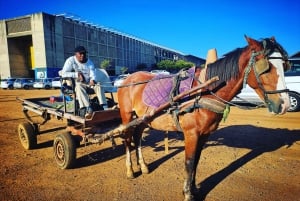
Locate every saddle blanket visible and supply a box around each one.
[142,67,195,108]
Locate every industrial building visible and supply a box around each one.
[0,12,204,79]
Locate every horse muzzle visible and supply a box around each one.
[265,89,290,114]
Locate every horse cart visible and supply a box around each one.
[14,37,291,201]
[16,84,122,169]
[17,75,219,170]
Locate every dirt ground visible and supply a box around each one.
[0,89,299,201]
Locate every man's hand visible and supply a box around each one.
[77,72,85,82]
[89,80,96,86]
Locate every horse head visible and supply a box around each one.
[243,36,290,114]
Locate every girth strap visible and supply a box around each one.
[181,98,227,114]
[169,97,229,132]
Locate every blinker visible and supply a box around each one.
[255,58,269,75]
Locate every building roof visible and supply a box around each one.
[55,12,185,55]
[290,51,300,59]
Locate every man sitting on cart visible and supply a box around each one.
[60,46,108,119]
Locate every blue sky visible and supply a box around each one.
[0,0,299,58]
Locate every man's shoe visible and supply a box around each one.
[102,104,108,110]
[85,111,93,119]
[85,107,93,119]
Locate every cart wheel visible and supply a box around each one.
[18,122,37,150]
[53,132,76,169]
[32,123,39,133]
[73,135,82,148]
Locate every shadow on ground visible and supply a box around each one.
[196,125,300,200]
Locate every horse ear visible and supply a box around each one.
[270,36,276,42]
[245,35,254,45]
[244,36,259,49]
[244,34,253,43]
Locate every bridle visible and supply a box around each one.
[243,40,289,106]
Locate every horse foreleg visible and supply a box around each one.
[183,134,209,201]
[183,160,195,201]
[191,135,209,191]
[133,126,149,174]
[182,133,201,201]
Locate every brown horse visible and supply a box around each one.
[117,36,290,201]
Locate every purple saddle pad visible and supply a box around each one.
[142,67,195,108]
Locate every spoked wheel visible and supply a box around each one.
[288,92,300,112]
[53,132,76,169]
[18,122,37,150]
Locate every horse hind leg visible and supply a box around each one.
[133,125,149,174]
[124,125,149,179]
[124,127,135,179]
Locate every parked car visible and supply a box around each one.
[233,59,300,112]
[113,74,130,87]
[13,78,35,89]
[109,76,118,83]
[150,70,170,75]
[51,77,62,89]
[33,78,53,89]
[0,78,17,89]
[284,58,300,112]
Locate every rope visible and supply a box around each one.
[209,90,264,110]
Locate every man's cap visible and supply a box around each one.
[74,46,87,53]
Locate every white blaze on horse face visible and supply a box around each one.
[269,52,290,114]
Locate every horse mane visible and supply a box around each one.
[206,47,245,88]
[261,38,289,60]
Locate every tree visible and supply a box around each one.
[174,59,194,69]
[157,59,195,71]
[157,60,175,70]
[100,59,110,69]
[121,67,128,74]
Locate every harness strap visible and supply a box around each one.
[169,68,190,104]
[167,68,194,131]
[169,73,181,105]
[168,96,229,132]
[265,89,289,94]
[171,109,182,132]
[243,50,265,88]
[179,97,228,116]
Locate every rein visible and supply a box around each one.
[117,74,176,88]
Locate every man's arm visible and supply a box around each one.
[88,60,96,86]
[61,57,78,78]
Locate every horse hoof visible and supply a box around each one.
[182,190,195,201]
[141,165,149,174]
[126,169,135,179]
[183,195,195,201]
[126,174,135,179]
